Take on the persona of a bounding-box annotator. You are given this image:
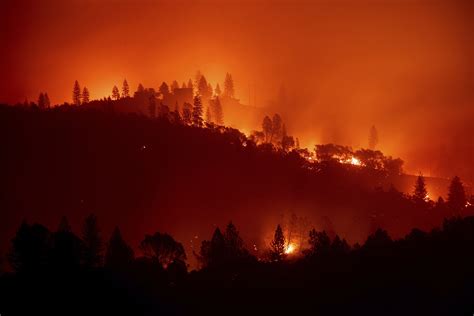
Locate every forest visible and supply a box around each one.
[0,82,473,315]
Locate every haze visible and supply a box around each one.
[1,0,472,181]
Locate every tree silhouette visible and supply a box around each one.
[148,95,157,118]
[281,124,295,152]
[182,102,193,125]
[307,229,331,256]
[112,85,120,100]
[159,82,170,97]
[181,82,186,88]
[38,93,45,109]
[50,217,83,270]
[447,176,466,213]
[368,125,378,150]
[224,221,245,258]
[224,73,235,98]
[215,83,221,96]
[136,83,145,95]
[192,95,203,127]
[8,221,51,273]
[82,214,103,268]
[82,87,90,103]
[73,80,81,105]
[205,106,212,123]
[213,96,224,125]
[105,227,134,270]
[44,93,51,108]
[187,79,193,92]
[198,76,211,100]
[140,232,186,269]
[262,116,272,142]
[271,114,282,143]
[270,224,286,261]
[413,174,428,202]
[122,79,130,98]
[199,228,226,268]
[170,80,179,92]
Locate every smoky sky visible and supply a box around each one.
[1,0,473,182]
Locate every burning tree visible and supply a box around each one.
[270,225,286,261]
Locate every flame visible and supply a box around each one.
[284,243,296,254]
[350,157,361,166]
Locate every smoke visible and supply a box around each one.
[0,0,472,181]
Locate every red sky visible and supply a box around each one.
[1,0,473,181]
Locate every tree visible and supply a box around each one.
[82,214,103,268]
[8,221,51,273]
[192,95,203,127]
[122,79,130,98]
[205,106,212,123]
[224,73,235,98]
[140,232,186,269]
[199,228,226,268]
[270,224,286,261]
[262,116,272,142]
[447,176,467,213]
[271,114,282,143]
[413,174,428,202]
[82,87,90,103]
[50,217,83,270]
[170,80,179,92]
[187,79,193,92]
[136,83,145,94]
[207,83,213,97]
[105,227,134,270]
[38,93,45,109]
[281,124,295,152]
[368,125,378,150]
[213,96,224,125]
[198,76,211,100]
[181,82,186,88]
[159,82,170,97]
[182,102,193,125]
[307,229,331,256]
[44,93,51,108]
[224,221,244,257]
[112,85,120,100]
[148,95,156,118]
[73,80,81,105]
[215,83,221,96]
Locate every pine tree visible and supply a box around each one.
[112,85,120,100]
[82,87,90,103]
[170,80,179,92]
[262,116,273,143]
[224,222,244,256]
[82,214,103,268]
[213,96,224,125]
[187,79,193,91]
[413,174,428,202]
[192,95,203,127]
[73,80,81,106]
[44,93,50,108]
[38,93,45,109]
[105,227,134,269]
[270,224,286,261]
[215,83,221,96]
[205,105,212,123]
[368,125,378,150]
[182,102,193,125]
[122,79,130,98]
[198,76,210,99]
[159,82,170,96]
[271,114,282,143]
[447,176,467,213]
[137,83,145,94]
[181,82,186,88]
[224,73,235,98]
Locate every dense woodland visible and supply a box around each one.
[1,80,473,314]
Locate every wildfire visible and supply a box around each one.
[285,243,296,254]
[350,157,361,166]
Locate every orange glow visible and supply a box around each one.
[285,243,296,255]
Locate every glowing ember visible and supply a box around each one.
[285,243,296,254]
[350,157,361,166]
